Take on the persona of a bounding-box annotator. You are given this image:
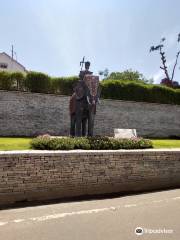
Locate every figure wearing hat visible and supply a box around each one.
[79,61,93,81]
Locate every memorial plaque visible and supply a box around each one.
[114,129,137,138]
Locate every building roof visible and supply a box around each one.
[0,52,27,72]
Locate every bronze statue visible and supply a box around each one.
[79,61,93,80]
[69,59,100,137]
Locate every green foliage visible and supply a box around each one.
[25,71,51,93]
[1,137,180,151]
[0,71,79,95]
[10,72,25,91]
[30,136,153,150]
[107,69,153,84]
[50,76,79,95]
[0,70,180,105]
[87,136,112,150]
[99,68,109,79]
[100,79,180,104]
[72,137,91,150]
[48,138,75,150]
[0,71,15,90]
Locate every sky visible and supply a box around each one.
[0,0,180,83]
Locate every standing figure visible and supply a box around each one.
[69,92,76,137]
[69,60,100,137]
[79,61,93,80]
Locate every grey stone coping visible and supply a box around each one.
[0,149,180,157]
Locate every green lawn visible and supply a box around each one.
[152,139,180,149]
[0,138,180,151]
[0,138,32,151]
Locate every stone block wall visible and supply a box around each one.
[0,150,180,206]
[0,90,180,137]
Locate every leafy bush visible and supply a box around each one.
[50,76,79,95]
[48,138,75,150]
[107,69,151,84]
[72,137,91,150]
[10,72,25,91]
[30,136,153,150]
[30,134,51,150]
[1,70,180,105]
[25,71,51,93]
[0,71,15,90]
[100,79,180,104]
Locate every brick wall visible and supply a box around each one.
[0,150,180,206]
[0,90,180,137]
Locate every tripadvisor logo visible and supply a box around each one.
[135,227,144,235]
[135,227,173,235]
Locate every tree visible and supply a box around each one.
[98,68,109,79]
[150,34,180,87]
[105,69,152,84]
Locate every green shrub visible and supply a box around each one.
[107,69,151,84]
[100,79,180,104]
[10,72,25,91]
[87,136,113,150]
[72,137,91,150]
[1,70,180,105]
[49,77,60,94]
[30,136,153,150]
[0,71,79,95]
[0,71,15,90]
[48,138,75,150]
[30,134,52,150]
[50,76,79,95]
[25,71,51,93]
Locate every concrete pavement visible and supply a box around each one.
[0,189,180,240]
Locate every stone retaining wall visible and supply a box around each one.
[0,149,180,206]
[0,90,180,137]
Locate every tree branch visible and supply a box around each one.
[159,47,170,81]
[171,51,180,81]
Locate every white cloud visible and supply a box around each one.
[153,70,164,83]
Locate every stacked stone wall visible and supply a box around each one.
[0,91,180,137]
[0,150,180,206]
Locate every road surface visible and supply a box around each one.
[0,189,180,240]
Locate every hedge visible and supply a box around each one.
[0,71,15,90]
[30,135,153,150]
[50,76,79,95]
[0,71,180,105]
[100,79,180,105]
[0,71,79,95]
[11,72,25,91]
[25,71,51,93]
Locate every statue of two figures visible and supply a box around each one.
[69,61,101,137]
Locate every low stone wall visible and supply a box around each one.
[0,90,180,137]
[0,150,180,206]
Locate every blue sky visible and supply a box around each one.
[0,0,179,83]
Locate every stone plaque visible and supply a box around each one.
[114,129,137,139]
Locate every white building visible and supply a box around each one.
[0,52,27,73]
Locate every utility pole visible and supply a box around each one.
[11,45,14,71]
[11,45,14,60]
